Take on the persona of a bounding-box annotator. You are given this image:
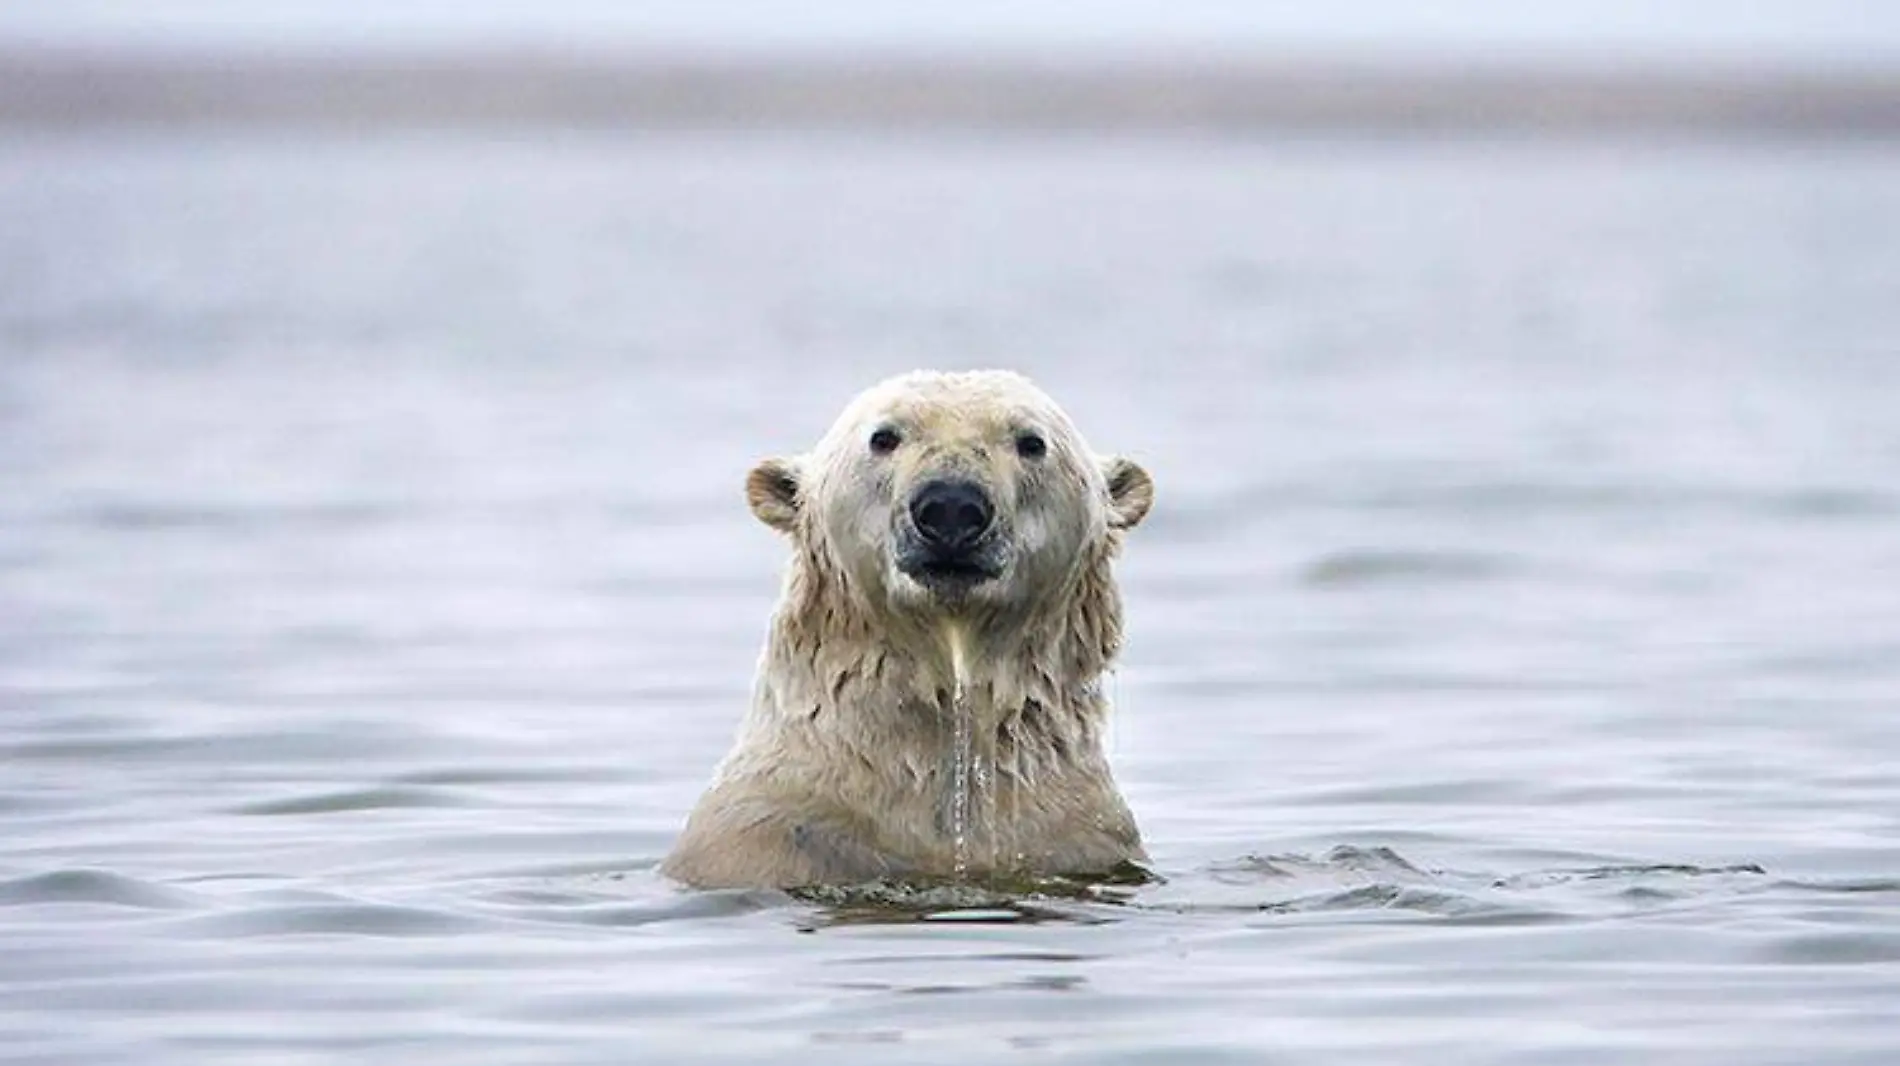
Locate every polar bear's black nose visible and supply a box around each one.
[910,479,994,551]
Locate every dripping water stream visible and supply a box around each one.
[946,625,1015,878]
[947,625,974,877]
[950,619,1010,877]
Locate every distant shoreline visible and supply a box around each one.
[3,49,1896,136]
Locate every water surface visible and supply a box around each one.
[2,133,1898,1063]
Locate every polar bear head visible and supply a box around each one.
[745,370,1152,625]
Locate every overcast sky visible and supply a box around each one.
[1,0,1895,64]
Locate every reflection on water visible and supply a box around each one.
[2,132,1899,1064]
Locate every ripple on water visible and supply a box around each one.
[774,849,1529,928]
[1491,862,1769,891]
[1763,933,1900,966]
[475,882,789,929]
[166,899,484,939]
[427,866,790,931]
[69,848,1798,944]
[1299,547,1521,588]
[2,728,420,767]
[0,868,204,911]
[1129,848,1788,929]
[391,765,630,787]
[1779,878,1900,895]
[232,785,470,816]
[58,499,406,533]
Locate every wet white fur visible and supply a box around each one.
[662,370,1153,889]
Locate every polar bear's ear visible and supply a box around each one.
[745,457,803,533]
[1102,457,1154,530]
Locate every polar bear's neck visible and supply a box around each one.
[714,544,1140,874]
[762,541,1126,738]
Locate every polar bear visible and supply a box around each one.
[661,370,1154,889]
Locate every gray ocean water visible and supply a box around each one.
[2,131,1898,1063]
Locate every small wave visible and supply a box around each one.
[1764,933,1900,966]
[1300,548,1516,587]
[455,866,789,929]
[469,849,1799,932]
[1335,481,1900,520]
[1130,849,1778,926]
[168,900,481,939]
[232,785,467,816]
[59,500,404,532]
[4,728,417,767]
[1268,883,1510,921]
[1491,862,1768,891]
[488,887,788,928]
[1148,846,1544,923]
[0,868,203,910]
[392,765,627,787]
[1776,877,1900,895]
[1207,844,1429,882]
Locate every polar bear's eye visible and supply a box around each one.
[868,427,902,455]
[1015,432,1047,460]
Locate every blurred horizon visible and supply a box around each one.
[2,1,1898,68]
[4,3,1899,135]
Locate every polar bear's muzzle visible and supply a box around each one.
[895,478,1007,591]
